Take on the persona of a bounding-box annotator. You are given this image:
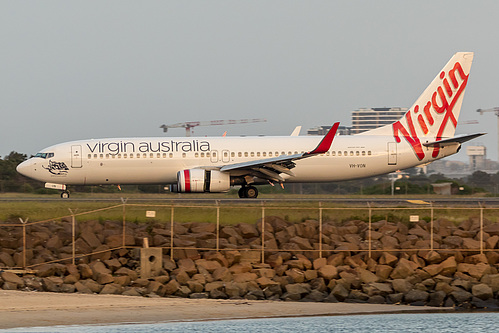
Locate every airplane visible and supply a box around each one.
[17,52,484,199]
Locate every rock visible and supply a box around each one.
[481,274,499,292]
[450,289,472,304]
[486,235,499,249]
[438,256,457,276]
[285,283,311,295]
[74,281,93,294]
[190,292,209,299]
[427,290,446,307]
[318,265,338,280]
[357,268,380,284]
[462,238,481,250]
[390,259,417,279]
[196,259,222,273]
[391,279,413,294]
[313,258,327,270]
[100,283,123,295]
[472,283,493,300]
[285,268,305,283]
[331,283,349,301]
[238,224,259,238]
[387,293,404,304]
[233,272,258,283]
[164,279,181,295]
[81,228,102,249]
[375,265,393,280]
[82,279,103,293]
[303,290,327,302]
[0,272,24,287]
[0,252,15,267]
[404,289,429,304]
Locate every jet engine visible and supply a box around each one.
[174,169,230,193]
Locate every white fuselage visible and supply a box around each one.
[16,134,459,186]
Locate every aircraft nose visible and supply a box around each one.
[16,160,32,177]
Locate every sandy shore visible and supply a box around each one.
[0,290,453,329]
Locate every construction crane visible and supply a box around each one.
[160,118,267,137]
[477,107,499,160]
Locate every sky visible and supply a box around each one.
[1,1,499,162]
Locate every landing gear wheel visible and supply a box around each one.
[244,186,258,199]
[238,187,246,198]
[61,190,70,199]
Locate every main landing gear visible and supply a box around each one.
[61,190,70,199]
[238,185,258,199]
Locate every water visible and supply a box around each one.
[3,312,498,333]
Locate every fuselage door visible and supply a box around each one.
[210,150,218,163]
[388,142,397,165]
[71,145,83,168]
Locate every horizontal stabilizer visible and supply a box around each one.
[422,133,486,147]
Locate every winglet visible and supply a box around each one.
[306,122,340,155]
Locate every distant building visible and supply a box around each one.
[307,125,351,136]
[351,107,407,134]
[467,145,486,171]
[307,107,407,136]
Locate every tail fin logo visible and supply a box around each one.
[393,61,469,160]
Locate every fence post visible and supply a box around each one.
[319,202,323,259]
[216,200,220,252]
[19,217,28,269]
[480,202,484,254]
[170,203,175,259]
[430,203,434,252]
[121,198,128,248]
[68,208,77,265]
[261,201,265,264]
[368,202,372,258]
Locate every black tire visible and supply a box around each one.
[244,186,258,199]
[61,191,70,199]
[238,187,246,198]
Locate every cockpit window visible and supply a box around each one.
[34,152,54,159]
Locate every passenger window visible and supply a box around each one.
[169,153,173,158]
[356,151,359,156]
[250,152,254,157]
[224,152,228,157]
[207,152,211,157]
[118,154,122,159]
[332,151,336,156]
[182,153,186,158]
[106,154,109,158]
[136,154,140,158]
[88,154,92,159]
[94,154,97,158]
[231,152,235,157]
[124,154,127,158]
[256,152,260,157]
[238,152,242,157]
[263,152,266,157]
[244,152,248,157]
[362,151,366,156]
[368,151,372,155]
[344,151,347,156]
[195,153,199,158]
[162,153,166,158]
[338,151,342,156]
[269,152,273,157]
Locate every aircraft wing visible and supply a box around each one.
[218,122,339,182]
[422,133,486,147]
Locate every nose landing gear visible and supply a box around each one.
[61,190,70,199]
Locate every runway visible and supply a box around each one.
[0,196,498,207]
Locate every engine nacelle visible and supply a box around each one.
[175,169,230,193]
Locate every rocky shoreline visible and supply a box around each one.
[2,216,499,309]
